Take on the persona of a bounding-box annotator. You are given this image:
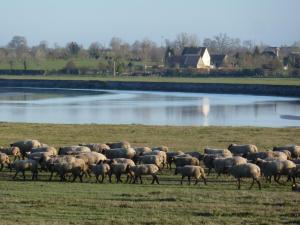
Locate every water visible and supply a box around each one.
[0,87,300,127]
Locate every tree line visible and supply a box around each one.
[0,33,299,76]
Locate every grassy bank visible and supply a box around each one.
[0,123,300,225]
[1,75,300,86]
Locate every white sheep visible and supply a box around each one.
[229,163,261,190]
[129,164,160,184]
[228,144,258,156]
[175,165,207,185]
[0,153,11,171]
[12,159,39,180]
[89,163,110,183]
[0,146,21,161]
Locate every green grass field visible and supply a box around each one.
[0,123,300,225]
[1,75,300,86]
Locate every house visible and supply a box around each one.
[166,47,211,69]
[262,47,280,58]
[210,54,228,68]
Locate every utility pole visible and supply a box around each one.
[113,61,116,76]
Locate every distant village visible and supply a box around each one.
[0,34,300,77]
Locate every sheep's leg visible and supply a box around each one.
[13,171,19,180]
[237,178,241,189]
[139,176,143,184]
[79,174,83,183]
[155,175,159,184]
[256,179,261,190]
[181,175,185,185]
[0,164,3,171]
[49,171,54,181]
[188,176,191,185]
[194,178,198,185]
[202,176,207,185]
[125,174,130,183]
[95,175,100,183]
[151,174,155,184]
[249,178,255,190]
[72,174,77,182]
[274,175,282,185]
[118,174,123,183]
[22,171,25,180]
[132,175,137,184]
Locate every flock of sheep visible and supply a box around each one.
[0,139,300,191]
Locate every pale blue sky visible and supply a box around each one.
[1,0,300,47]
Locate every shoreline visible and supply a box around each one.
[1,78,300,97]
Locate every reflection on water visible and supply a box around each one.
[0,87,300,127]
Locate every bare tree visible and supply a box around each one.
[66,42,81,56]
[88,42,104,59]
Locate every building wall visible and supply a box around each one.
[196,49,210,68]
[202,49,211,67]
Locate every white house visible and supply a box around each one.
[166,47,211,69]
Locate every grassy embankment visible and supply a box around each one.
[0,123,300,225]
[1,74,300,86]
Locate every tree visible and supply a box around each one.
[66,42,81,56]
[110,37,122,52]
[213,33,231,54]
[88,42,103,59]
[175,33,200,51]
[7,36,27,50]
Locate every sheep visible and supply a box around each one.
[213,156,247,177]
[10,139,42,159]
[27,151,53,163]
[104,147,136,160]
[0,146,21,161]
[89,163,110,183]
[58,146,91,155]
[55,158,88,182]
[106,141,131,149]
[109,163,132,183]
[134,147,152,156]
[247,151,275,163]
[256,159,296,184]
[173,156,200,168]
[129,164,160,184]
[204,148,232,157]
[203,154,219,175]
[138,155,162,170]
[30,146,58,156]
[152,146,168,153]
[273,145,300,158]
[272,151,289,161]
[185,151,203,160]
[40,155,77,181]
[110,158,135,167]
[79,143,110,153]
[12,159,39,180]
[0,153,11,171]
[76,152,107,165]
[143,150,167,168]
[166,151,185,169]
[229,163,261,190]
[228,144,258,156]
[175,165,207,185]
